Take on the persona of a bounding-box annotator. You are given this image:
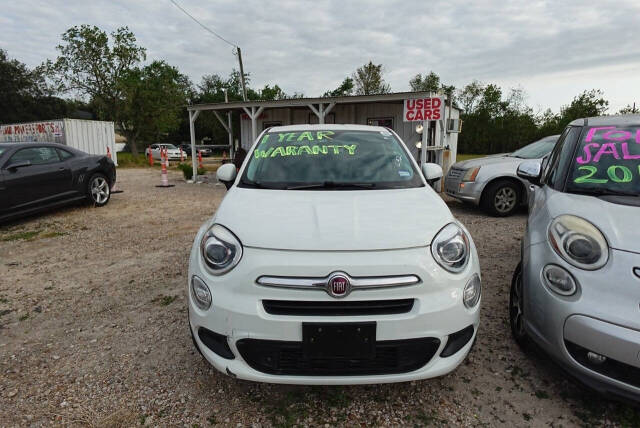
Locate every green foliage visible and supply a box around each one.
[323,77,354,97]
[456,82,610,154]
[115,152,148,167]
[409,71,441,93]
[0,49,83,123]
[177,163,206,180]
[46,25,147,121]
[618,103,638,115]
[352,61,391,95]
[118,60,191,154]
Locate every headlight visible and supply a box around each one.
[200,224,243,275]
[462,167,480,182]
[548,215,608,270]
[431,223,470,273]
[463,274,482,308]
[191,275,212,310]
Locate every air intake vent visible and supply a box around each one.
[263,299,415,316]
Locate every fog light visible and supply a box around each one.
[587,351,607,365]
[191,275,212,310]
[463,274,481,308]
[542,265,576,296]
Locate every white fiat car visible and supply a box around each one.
[188,125,481,384]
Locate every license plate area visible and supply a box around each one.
[303,322,376,359]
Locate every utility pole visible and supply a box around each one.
[236,47,248,102]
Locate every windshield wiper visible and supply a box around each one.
[571,188,638,197]
[240,179,279,189]
[286,181,376,190]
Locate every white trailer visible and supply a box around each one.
[0,119,118,165]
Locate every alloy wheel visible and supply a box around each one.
[91,177,110,205]
[494,187,517,213]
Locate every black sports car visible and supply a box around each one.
[0,142,116,223]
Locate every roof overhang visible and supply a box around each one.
[187,91,458,112]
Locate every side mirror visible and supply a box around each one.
[216,163,237,190]
[7,160,32,170]
[422,163,443,185]
[517,160,542,186]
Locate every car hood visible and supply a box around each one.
[452,154,520,170]
[549,192,640,254]
[213,187,454,251]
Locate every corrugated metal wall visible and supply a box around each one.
[63,119,117,165]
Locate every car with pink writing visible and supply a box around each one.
[511,115,640,401]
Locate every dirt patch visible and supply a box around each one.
[0,168,637,426]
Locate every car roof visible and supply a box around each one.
[0,142,65,149]
[266,124,391,133]
[569,114,640,127]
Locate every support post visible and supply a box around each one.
[228,111,233,160]
[189,109,200,182]
[420,120,428,165]
[243,106,264,145]
[318,103,324,124]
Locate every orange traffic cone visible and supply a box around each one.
[198,150,203,169]
[107,146,112,160]
[148,148,154,166]
[156,150,175,188]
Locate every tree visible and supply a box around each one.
[557,89,608,128]
[323,77,354,97]
[118,61,191,155]
[0,49,81,123]
[352,61,391,95]
[618,103,638,115]
[457,81,484,114]
[409,71,440,93]
[46,25,146,121]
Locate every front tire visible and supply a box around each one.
[88,173,111,207]
[481,180,520,217]
[509,262,531,349]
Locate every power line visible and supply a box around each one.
[168,0,238,49]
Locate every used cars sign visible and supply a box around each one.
[404,97,444,122]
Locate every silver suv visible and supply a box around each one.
[445,135,559,216]
[511,115,640,401]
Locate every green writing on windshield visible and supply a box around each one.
[254,144,357,158]
[267,131,334,143]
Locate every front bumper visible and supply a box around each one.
[444,174,483,205]
[188,244,481,384]
[522,242,640,400]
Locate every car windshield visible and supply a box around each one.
[161,144,178,149]
[510,136,558,159]
[239,129,423,190]
[566,125,640,197]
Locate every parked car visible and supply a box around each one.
[179,144,208,157]
[510,115,640,401]
[0,142,116,223]
[445,135,560,216]
[197,146,212,157]
[145,143,183,161]
[188,124,482,384]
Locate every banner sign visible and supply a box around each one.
[0,121,64,142]
[403,97,444,122]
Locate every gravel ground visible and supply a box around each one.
[1,168,638,427]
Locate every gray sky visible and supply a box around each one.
[2,0,639,113]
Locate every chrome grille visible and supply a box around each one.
[447,167,465,179]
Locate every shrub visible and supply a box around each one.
[177,163,206,180]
